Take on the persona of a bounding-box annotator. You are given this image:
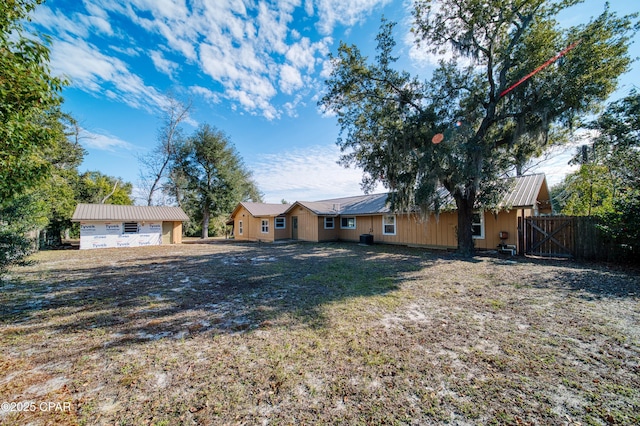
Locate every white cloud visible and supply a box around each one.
[81,129,137,152]
[109,45,141,56]
[149,50,179,77]
[531,131,596,187]
[32,6,90,39]
[280,65,304,94]
[304,0,314,16]
[78,13,114,36]
[189,85,221,104]
[37,0,394,120]
[250,145,384,203]
[286,37,320,72]
[50,39,170,113]
[314,0,393,34]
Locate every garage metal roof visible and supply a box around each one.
[71,204,190,222]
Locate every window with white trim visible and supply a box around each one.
[238,220,243,235]
[340,217,356,229]
[123,222,139,234]
[472,212,485,239]
[275,217,286,229]
[382,215,396,235]
[261,219,269,233]
[324,217,335,229]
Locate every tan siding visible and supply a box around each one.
[256,218,275,242]
[233,206,275,242]
[289,206,319,242]
[233,206,250,241]
[475,210,518,249]
[232,202,524,251]
[317,217,339,241]
[476,211,495,249]
[172,222,183,244]
[336,215,368,242]
[391,212,457,248]
[249,215,262,241]
[162,222,172,244]
[338,212,458,249]
[274,217,289,240]
[360,211,517,250]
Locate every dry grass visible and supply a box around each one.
[0,241,638,425]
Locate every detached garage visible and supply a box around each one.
[71,204,189,250]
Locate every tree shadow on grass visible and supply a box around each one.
[524,258,639,300]
[4,240,635,363]
[0,242,428,356]
[476,253,640,300]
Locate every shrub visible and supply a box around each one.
[0,229,34,273]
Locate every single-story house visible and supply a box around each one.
[228,202,291,242]
[228,174,551,252]
[71,204,189,250]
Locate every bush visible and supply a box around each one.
[0,230,34,273]
[596,191,640,264]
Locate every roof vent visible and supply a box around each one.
[332,203,341,212]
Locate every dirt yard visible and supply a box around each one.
[1,241,638,425]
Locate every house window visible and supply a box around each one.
[472,212,485,239]
[383,215,396,235]
[324,217,335,229]
[238,220,243,235]
[275,217,286,229]
[123,222,139,234]
[340,217,356,229]
[261,219,269,233]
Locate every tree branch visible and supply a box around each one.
[101,179,119,204]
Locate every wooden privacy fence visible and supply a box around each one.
[518,216,628,261]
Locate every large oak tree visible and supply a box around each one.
[170,124,262,238]
[320,0,637,255]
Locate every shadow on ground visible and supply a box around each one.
[0,242,429,352]
[2,241,637,357]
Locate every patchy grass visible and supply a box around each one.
[1,241,638,425]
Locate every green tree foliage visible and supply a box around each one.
[31,113,85,245]
[552,164,615,216]
[0,0,67,200]
[553,91,640,255]
[170,124,262,238]
[1,113,87,249]
[0,190,48,272]
[75,171,134,206]
[0,0,73,269]
[320,1,637,256]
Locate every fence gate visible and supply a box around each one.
[522,216,575,258]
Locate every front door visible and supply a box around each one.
[292,216,298,240]
[162,222,173,244]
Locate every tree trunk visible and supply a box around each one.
[201,205,210,239]
[455,194,476,257]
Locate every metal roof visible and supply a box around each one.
[231,174,548,219]
[71,204,190,222]
[500,173,547,208]
[291,193,391,216]
[239,202,291,217]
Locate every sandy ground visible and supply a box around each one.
[1,241,638,425]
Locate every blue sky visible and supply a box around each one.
[31,0,639,204]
